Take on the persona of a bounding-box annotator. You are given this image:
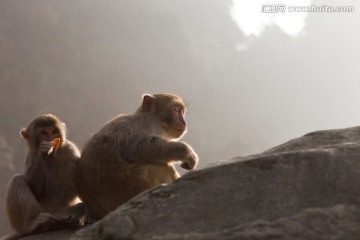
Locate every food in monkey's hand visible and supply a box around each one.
[51,138,61,149]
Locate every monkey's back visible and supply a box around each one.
[78,113,179,219]
[78,114,148,218]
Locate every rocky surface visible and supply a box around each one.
[20,126,360,240]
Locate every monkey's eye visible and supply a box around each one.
[52,129,60,135]
[174,106,184,114]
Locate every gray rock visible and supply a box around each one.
[20,126,360,240]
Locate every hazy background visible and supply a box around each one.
[1,0,359,235]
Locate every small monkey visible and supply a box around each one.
[78,93,199,221]
[4,114,84,240]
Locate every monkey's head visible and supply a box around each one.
[139,93,188,140]
[20,114,66,152]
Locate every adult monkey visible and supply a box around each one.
[78,93,199,221]
[4,114,84,240]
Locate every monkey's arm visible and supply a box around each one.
[125,135,198,169]
[25,154,47,197]
[25,141,53,197]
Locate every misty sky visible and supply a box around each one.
[230,0,360,138]
[1,0,360,168]
[224,1,359,144]
[171,0,360,164]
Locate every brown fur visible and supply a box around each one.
[4,114,84,240]
[78,94,198,220]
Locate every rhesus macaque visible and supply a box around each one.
[4,114,84,240]
[78,93,199,221]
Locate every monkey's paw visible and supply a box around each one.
[38,141,54,159]
[180,147,198,170]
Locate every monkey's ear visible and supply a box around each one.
[20,129,29,139]
[142,94,155,112]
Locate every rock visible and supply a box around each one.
[20,126,360,240]
[264,125,360,154]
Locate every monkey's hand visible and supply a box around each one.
[38,141,55,159]
[180,143,199,170]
